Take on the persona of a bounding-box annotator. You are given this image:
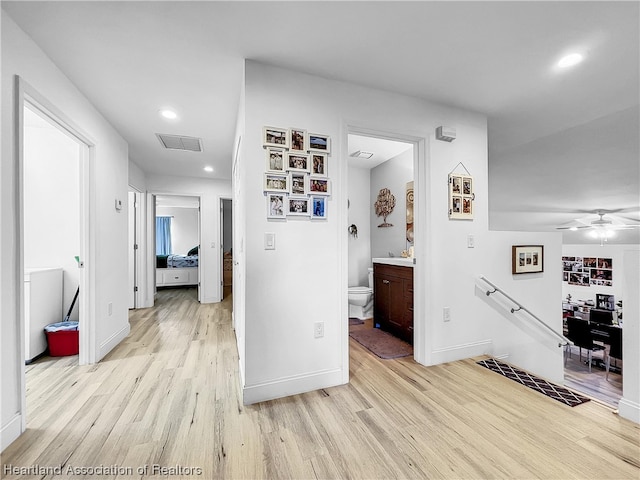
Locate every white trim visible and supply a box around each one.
[219,195,233,304]
[1,413,22,452]
[243,368,343,405]
[430,340,494,364]
[618,397,640,424]
[97,324,131,362]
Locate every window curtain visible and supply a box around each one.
[156,216,172,255]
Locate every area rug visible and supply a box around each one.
[477,358,590,407]
[349,328,413,359]
[349,317,365,326]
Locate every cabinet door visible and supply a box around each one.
[374,274,391,328]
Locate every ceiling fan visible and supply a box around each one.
[556,210,640,231]
[556,210,640,244]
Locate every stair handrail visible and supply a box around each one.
[478,275,571,348]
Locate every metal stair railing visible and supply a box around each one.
[478,275,571,348]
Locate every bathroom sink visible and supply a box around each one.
[372,257,415,267]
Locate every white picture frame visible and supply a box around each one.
[287,152,310,173]
[309,176,330,196]
[310,152,328,177]
[288,127,308,152]
[265,147,286,172]
[286,196,311,216]
[262,126,289,149]
[311,196,327,220]
[308,133,330,153]
[264,172,291,193]
[290,173,309,195]
[266,193,286,219]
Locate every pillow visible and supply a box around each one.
[187,246,199,256]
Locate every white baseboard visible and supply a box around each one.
[243,368,344,405]
[430,339,493,364]
[618,397,640,424]
[1,413,22,453]
[97,323,130,362]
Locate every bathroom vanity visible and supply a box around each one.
[372,258,414,345]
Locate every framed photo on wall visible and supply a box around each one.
[311,152,328,176]
[311,196,327,219]
[286,196,311,216]
[265,147,286,172]
[264,172,291,193]
[308,133,330,153]
[266,193,286,219]
[448,173,474,220]
[512,245,544,274]
[309,176,330,195]
[287,152,310,173]
[263,126,289,148]
[288,128,308,152]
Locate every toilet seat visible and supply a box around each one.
[348,286,372,294]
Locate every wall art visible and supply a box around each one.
[375,187,396,227]
[263,126,289,148]
[512,245,544,274]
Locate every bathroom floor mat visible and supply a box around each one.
[349,328,413,359]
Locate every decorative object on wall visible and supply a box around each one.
[512,245,544,274]
[286,196,311,217]
[375,188,396,227]
[448,162,474,220]
[262,126,331,221]
[311,196,327,220]
[267,193,286,219]
[406,181,414,243]
[348,224,358,238]
[263,126,289,148]
[562,256,613,287]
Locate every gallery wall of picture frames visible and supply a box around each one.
[562,256,613,287]
[263,126,331,220]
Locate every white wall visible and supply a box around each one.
[2,13,130,450]
[145,174,231,304]
[156,206,199,256]
[239,61,565,405]
[347,166,371,287]
[23,109,81,321]
[370,148,413,259]
[620,249,640,423]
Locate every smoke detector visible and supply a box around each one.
[156,133,203,152]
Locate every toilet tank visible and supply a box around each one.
[368,267,374,288]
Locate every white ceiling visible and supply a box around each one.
[3,1,638,244]
[348,134,413,170]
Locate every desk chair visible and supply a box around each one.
[606,326,622,380]
[565,316,605,372]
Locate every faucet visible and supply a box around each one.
[388,251,395,257]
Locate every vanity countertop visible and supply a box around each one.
[372,257,415,267]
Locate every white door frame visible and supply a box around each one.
[128,188,143,309]
[341,124,430,383]
[16,77,96,428]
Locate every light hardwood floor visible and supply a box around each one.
[2,287,639,479]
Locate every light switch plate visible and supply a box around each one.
[265,232,276,250]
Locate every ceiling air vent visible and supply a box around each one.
[156,133,203,152]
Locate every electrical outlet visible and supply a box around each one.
[443,307,451,322]
[314,322,324,338]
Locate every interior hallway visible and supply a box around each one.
[2,288,638,479]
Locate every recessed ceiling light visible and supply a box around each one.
[159,109,178,120]
[204,166,214,173]
[557,53,584,68]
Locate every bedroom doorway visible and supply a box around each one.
[154,195,202,303]
[220,198,233,300]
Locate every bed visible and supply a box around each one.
[156,249,199,287]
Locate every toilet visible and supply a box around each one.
[348,267,374,319]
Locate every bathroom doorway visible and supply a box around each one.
[347,132,415,361]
